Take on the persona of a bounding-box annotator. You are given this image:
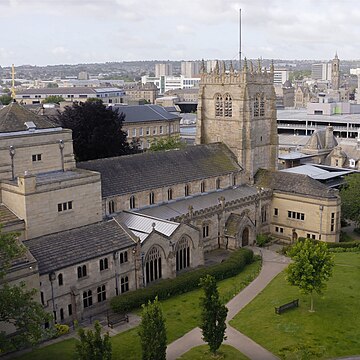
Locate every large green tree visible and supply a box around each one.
[150,135,184,152]
[75,321,112,360]
[0,228,52,353]
[0,94,12,106]
[340,173,360,227]
[57,99,131,161]
[138,297,167,360]
[286,239,334,312]
[42,95,65,104]
[199,275,228,355]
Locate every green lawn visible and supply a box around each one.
[230,252,360,359]
[16,260,261,360]
[177,344,249,359]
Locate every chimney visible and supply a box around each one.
[325,126,334,149]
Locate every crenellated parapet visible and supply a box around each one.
[200,58,274,86]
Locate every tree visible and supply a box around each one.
[42,95,65,104]
[138,297,167,360]
[199,275,228,355]
[0,228,52,353]
[0,94,12,106]
[340,173,360,227]
[75,321,112,360]
[286,239,334,312]
[150,135,184,152]
[57,99,131,161]
[46,83,59,88]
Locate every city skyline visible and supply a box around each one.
[0,0,359,67]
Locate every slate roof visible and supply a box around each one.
[304,127,337,150]
[137,185,258,221]
[16,87,122,95]
[78,143,242,198]
[112,104,180,123]
[24,219,136,274]
[255,169,338,199]
[0,204,23,226]
[0,101,57,133]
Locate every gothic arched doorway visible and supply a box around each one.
[242,227,250,247]
[292,231,298,243]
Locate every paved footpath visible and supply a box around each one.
[166,247,290,360]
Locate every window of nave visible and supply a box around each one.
[224,94,232,117]
[176,237,190,272]
[77,264,87,279]
[145,246,162,285]
[129,195,136,209]
[149,191,155,205]
[215,94,223,117]
[108,200,115,214]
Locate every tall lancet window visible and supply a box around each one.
[259,94,265,117]
[224,94,232,117]
[215,94,223,117]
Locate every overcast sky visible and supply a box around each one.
[0,0,359,66]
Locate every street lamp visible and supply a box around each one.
[9,146,15,180]
[49,272,56,323]
[59,140,64,172]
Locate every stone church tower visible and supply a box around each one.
[196,59,278,182]
[332,53,340,90]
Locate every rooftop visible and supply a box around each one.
[111,104,180,123]
[115,211,180,242]
[78,143,242,198]
[0,101,56,133]
[137,185,258,221]
[24,219,136,274]
[255,169,338,199]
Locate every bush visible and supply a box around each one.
[111,248,253,314]
[55,324,70,337]
[298,237,360,249]
[256,234,271,247]
[354,228,360,235]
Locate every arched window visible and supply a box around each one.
[224,94,232,117]
[260,94,265,117]
[145,246,162,284]
[184,184,190,197]
[99,257,108,271]
[254,94,260,117]
[176,237,190,272]
[58,273,63,286]
[108,200,115,214]
[201,181,206,193]
[77,265,87,279]
[167,188,173,201]
[129,195,136,209]
[60,308,64,321]
[216,178,221,190]
[149,192,155,205]
[215,94,223,117]
[232,174,237,186]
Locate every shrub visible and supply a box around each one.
[256,234,271,247]
[111,248,253,314]
[354,228,360,235]
[55,324,70,337]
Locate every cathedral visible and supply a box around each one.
[0,61,341,328]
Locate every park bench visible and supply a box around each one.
[275,299,299,314]
[107,312,129,328]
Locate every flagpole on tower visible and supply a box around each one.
[239,8,242,71]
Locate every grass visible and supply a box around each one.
[177,344,249,359]
[16,259,261,360]
[230,252,360,359]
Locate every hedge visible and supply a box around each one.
[297,237,360,249]
[111,248,254,314]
